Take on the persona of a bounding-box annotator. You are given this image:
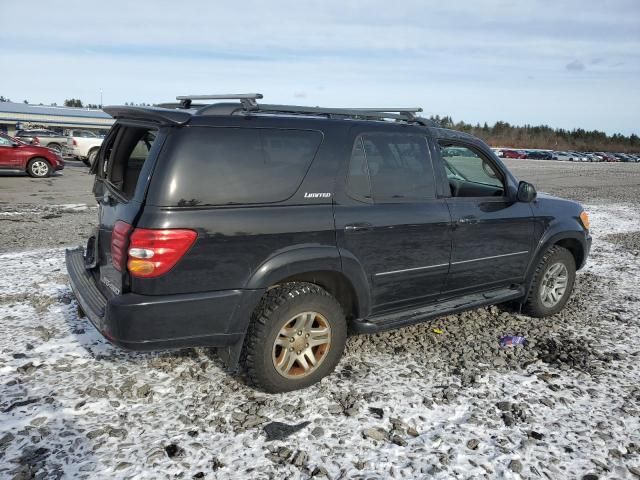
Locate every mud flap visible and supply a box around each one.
[217,338,244,372]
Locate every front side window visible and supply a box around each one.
[346,133,435,203]
[440,144,505,197]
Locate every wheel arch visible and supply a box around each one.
[244,245,371,321]
[524,229,589,296]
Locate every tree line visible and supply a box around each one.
[431,115,640,153]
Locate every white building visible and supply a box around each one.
[0,102,114,136]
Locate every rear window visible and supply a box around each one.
[152,127,322,206]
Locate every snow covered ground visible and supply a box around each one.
[1,202,639,479]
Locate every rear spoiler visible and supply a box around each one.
[102,106,192,126]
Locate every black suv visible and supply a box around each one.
[66,94,591,392]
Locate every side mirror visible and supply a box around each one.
[517,181,537,202]
[11,142,20,147]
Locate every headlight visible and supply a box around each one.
[579,211,590,230]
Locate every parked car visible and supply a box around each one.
[66,132,104,166]
[501,149,527,159]
[553,151,575,162]
[14,129,69,154]
[526,150,553,160]
[569,151,590,162]
[0,132,64,177]
[596,152,617,162]
[66,94,591,392]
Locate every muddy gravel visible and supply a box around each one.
[603,231,640,253]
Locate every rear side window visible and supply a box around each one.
[347,133,436,203]
[155,127,322,206]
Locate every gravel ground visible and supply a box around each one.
[1,161,639,479]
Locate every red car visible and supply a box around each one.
[0,133,64,177]
[501,149,527,159]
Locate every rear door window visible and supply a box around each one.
[346,133,436,203]
[153,127,323,206]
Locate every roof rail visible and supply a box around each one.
[246,104,424,122]
[175,93,263,110]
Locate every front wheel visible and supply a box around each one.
[243,282,347,393]
[27,158,51,178]
[524,246,576,317]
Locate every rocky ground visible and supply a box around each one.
[0,162,639,479]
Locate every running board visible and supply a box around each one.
[351,286,525,334]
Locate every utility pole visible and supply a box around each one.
[100,90,103,108]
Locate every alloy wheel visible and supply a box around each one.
[272,311,331,379]
[31,160,49,177]
[540,262,569,308]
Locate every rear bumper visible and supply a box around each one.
[65,248,255,351]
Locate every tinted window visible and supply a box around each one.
[347,133,435,203]
[346,138,371,200]
[156,127,322,206]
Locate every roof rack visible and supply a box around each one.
[175,93,263,110]
[240,104,424,123]
[167,93,431,125]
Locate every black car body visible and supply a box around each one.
[66,95,591,391]
[526,150,553,160]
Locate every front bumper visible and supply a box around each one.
[65,248,249,351]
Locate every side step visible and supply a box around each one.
[351,286,525,334]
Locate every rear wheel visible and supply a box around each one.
[524,246,576,317]
[243,282,347,393]
[86,148,98,167]
[27,158,51,178]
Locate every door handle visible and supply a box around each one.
[344,222,373,232]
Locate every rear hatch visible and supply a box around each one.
[88,122,166,299]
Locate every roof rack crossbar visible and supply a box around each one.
[176,93,263,110]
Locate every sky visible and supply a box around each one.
[1,0,639,135]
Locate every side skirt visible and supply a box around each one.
[351,286,525,334]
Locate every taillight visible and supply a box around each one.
[73,139,78,146]
[111,221,132,271]
[33,136,40,145]
[127,228,197,278]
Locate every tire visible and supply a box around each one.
[48,143,61,154]
[86,149,98,167]
[523,246,576,317]
[243,282,347,393]
[27,158,52,178]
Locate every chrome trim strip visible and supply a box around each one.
[452,251,529,265]
[375,263,449,277]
